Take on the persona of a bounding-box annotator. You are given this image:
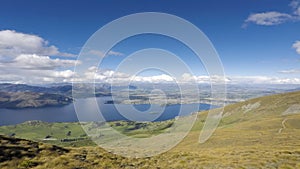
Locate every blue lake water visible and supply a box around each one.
[0,97,213,126]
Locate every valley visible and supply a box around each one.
[0,91,300,168]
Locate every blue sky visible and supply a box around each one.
[0,0,300,84]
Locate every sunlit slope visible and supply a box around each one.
[172,91,300,168]
[177,90,300,148]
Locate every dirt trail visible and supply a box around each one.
[278,118,288,134]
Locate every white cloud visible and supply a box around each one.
[181,73,196,82]
[273,78,300,84]
[290,0,300,9]
[0,30,75,59]
[0,53,79,83]
[107,50,124,56]
[179,73,300,84]
[244,1,300,27]
[82,67,130,83]
[292,41,300,54]
[227,76,300,84]
[82,67,173,84]
[0,30,80,83]
[0,30,298,85]
[290,0,300,15]
[278,69,300,74]
[132,74,174,83]
[0,68,77,84]
[89,50,124,58]
[2,64,300,84]
[2,54,79,70]
[180,73,230,84]
[244,12,292,26]
[46,67,300,85]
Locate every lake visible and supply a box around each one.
[0,97,213,126]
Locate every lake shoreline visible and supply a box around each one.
[0,96,213,126]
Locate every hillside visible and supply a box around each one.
[0,83,112,98]
[0,91,300,168]
[0,92,72,109]
[0,84,72,96]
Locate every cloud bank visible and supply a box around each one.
[0,30,299,84]
[73,69,300,85]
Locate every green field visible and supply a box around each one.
[1,91,300,168]
[0,120,175,147]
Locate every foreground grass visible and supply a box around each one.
[1,132,300,169]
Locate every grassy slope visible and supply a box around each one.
[173,91,300,168]
[1,91,300,168]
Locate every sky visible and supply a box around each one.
[0,0,300,84]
